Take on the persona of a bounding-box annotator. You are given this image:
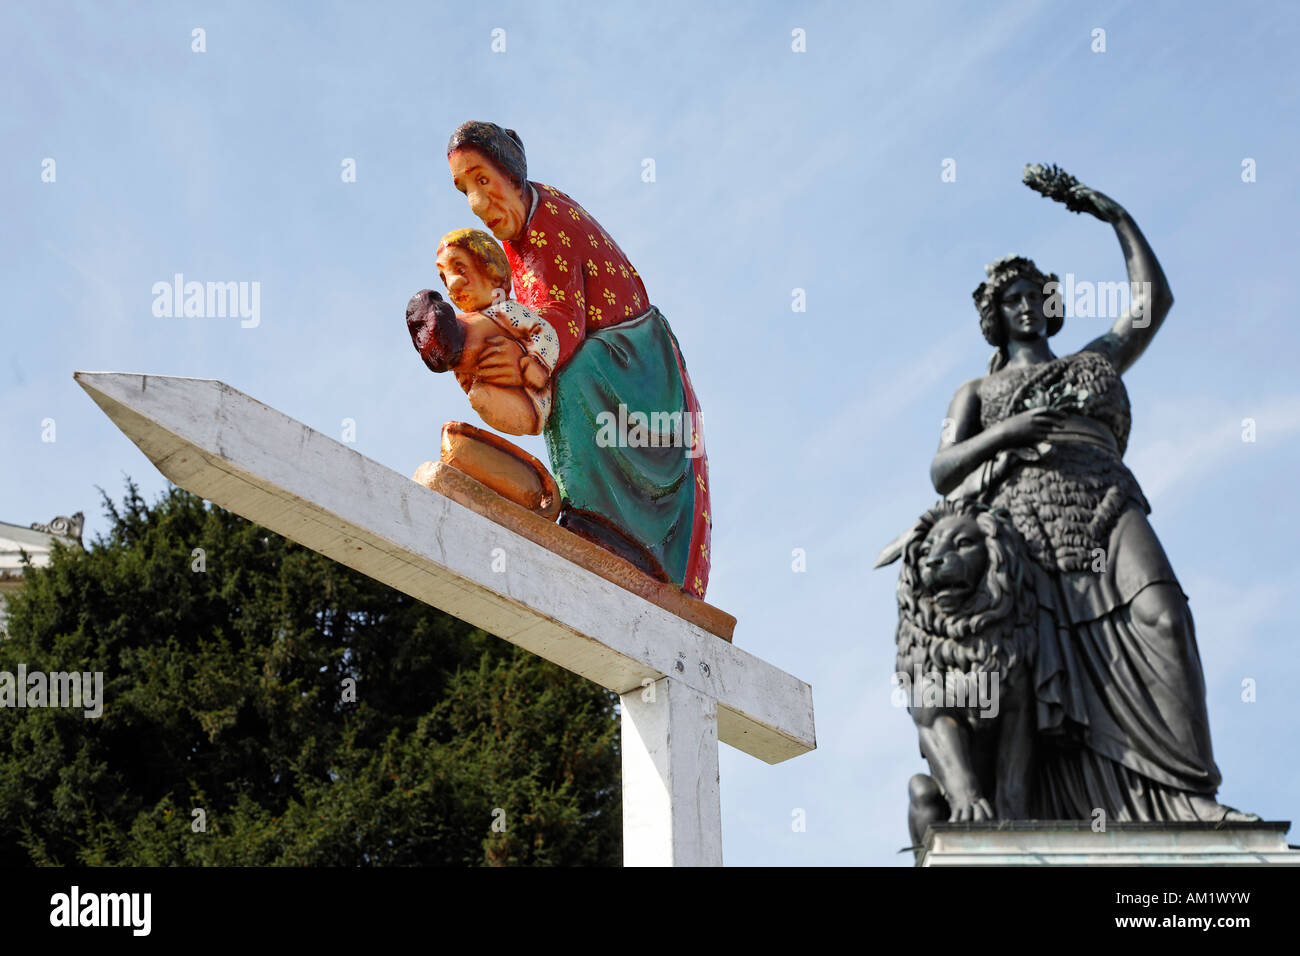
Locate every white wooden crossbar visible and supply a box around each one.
[76,372,816,865]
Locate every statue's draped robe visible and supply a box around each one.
[503,182,711,595]
[975,349,1224,819]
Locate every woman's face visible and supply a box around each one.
[449,147,528,243]
[999,277,1048,342]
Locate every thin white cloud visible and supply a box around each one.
[1127,393,1300,502]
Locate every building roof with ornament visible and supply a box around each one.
[0,513,83,631]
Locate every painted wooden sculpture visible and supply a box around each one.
[406,121,711,598]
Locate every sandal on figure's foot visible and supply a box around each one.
[1189,793,1262,823]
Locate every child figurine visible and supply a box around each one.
[405,229,560,435]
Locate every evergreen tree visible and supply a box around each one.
[0,481,620,865]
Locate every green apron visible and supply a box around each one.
[543,307,696,587]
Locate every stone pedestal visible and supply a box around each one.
[917,821,1300,866]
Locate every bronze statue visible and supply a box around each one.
[883,165,1256,847]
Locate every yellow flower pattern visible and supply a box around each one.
[507,187,687,572]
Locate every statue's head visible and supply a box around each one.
[973,255,1062,363]
[436,228,512,313]
[447,122,530,243]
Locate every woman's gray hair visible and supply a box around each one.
[446,121,528,190]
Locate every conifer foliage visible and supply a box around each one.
[0,481,620,866]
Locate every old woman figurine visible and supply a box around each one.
[424,121,712,597]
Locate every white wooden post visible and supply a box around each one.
[76,372,815,866]
[621,677,722,866]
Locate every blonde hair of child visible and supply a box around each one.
[437,228,512,297]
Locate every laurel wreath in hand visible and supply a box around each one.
[1023,163,1121,223]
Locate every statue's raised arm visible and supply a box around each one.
[1022,164,1174,375]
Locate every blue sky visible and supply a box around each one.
[3,0,1297,865]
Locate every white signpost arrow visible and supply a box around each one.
[76,372,816,866]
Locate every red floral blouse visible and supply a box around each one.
[502,181,712,598]
[503,182,651,370]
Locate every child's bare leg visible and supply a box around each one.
[468,384,540,436]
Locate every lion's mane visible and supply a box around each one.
[895,499,1037,681]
